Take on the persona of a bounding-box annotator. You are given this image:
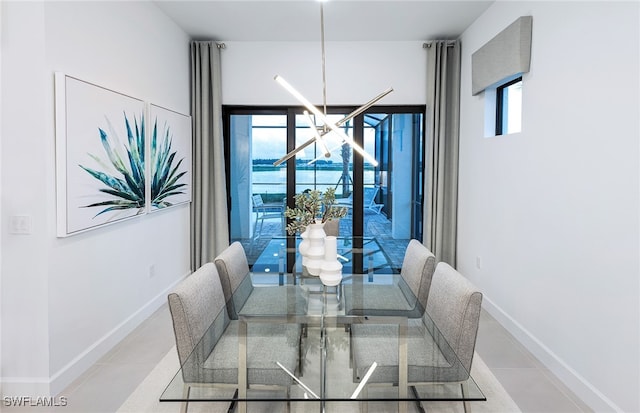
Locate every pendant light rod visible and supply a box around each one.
[304,110,331,158]
[320,2,328,123]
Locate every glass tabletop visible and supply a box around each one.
[252,236,396,277]
[161,238,485,412]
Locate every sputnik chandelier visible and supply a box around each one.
[273,1,393,167]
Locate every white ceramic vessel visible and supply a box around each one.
[305,220,326,276]
[319,235,343,286]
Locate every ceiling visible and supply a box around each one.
[153,0,495,42]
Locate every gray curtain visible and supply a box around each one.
[190,41,229,269]
[423,40,461,267]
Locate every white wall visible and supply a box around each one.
[458,2,639,412]
[1,1,52,394]
[1,0,191,395]
[221,41,427,106]
[0,0,3,398]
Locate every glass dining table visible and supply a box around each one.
[161,237,485,413]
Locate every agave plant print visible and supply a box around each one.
[79,112,147,215]
[55,74,147,236]
[148,104,192,211]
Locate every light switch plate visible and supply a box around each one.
[10,215,33,234]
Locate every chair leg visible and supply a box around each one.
[410,386,426,413]
[461,382,472,413]
[298,332,304,376]
[285,386,291,413]
[252,220,258,240]
[257,218,262,237]
[181,384,191,413]
[349,326,354,368]
[226,389,238,413]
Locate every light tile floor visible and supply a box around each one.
[475,311,593,413]
[5,305,594,413]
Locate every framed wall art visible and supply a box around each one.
[55,73,147,236]
[147,104,192,212]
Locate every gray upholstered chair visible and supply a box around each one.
[350,262,483,412]
[214,241,308,319]
[167,262,299,413]
[344,239,436,318]
[215,242,307,373]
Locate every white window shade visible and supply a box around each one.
[472,16,533,96]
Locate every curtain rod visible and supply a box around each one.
[216,42,452,49]
[423,41,456,48]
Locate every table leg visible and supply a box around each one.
[321,287,327,413]
[398,319,408,413]
[238,320,247,413]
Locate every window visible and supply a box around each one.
[495,76,522,135]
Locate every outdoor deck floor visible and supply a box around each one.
[238,210,409,271]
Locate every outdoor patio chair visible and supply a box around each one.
[336,186,383,214]
[252,194,284,239]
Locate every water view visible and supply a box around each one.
[252,165,376,201]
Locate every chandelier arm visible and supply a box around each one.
[317,87,395,138]
[274,75,379,167]
[307,142,344,166]
[335,88,394,127]
[272,137,316,167]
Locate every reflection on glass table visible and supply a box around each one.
[251,236,395,278]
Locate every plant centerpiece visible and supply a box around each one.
[284,188,348,235]
[285,188,348,276]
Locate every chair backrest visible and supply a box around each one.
[167,263,229,367]
[214,241,254,319]
[363,186,379,206]
[252,194,264,209]
[399,239,436,314]
[425,262,483,373]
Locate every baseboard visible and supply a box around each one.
[483,296,623,413]
[47,273,189,396]
[1,377,52,398]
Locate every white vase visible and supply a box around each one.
[305,220,326,276]
[320,235,343,286]
[298,227,310,267]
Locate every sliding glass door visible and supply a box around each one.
[224,106,425,271]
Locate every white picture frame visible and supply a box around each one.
[55,73,147,236]
[147,104,192,212]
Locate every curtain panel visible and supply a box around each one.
[190,41,229,269]
[423,40,461,267]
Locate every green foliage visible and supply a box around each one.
[150,119,187,209]
[284,188,348,235]
[79,112,146,216]
[79,112,187,216]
